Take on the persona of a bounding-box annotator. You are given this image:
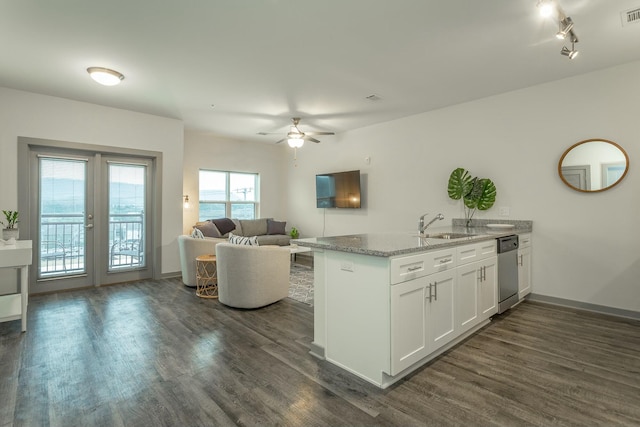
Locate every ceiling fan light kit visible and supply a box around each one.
[260,117,335,152]
[287,138,304,148]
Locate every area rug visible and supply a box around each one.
[288,264,314,306]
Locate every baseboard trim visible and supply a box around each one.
[528,293,640,321]
[309,342,325,360]
[160,271,182,280]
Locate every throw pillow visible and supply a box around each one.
[190,228,205,239]
[267,219,286,235]
[194,221,221,238]
[211,218,236,236]
[240,218,268,236]
[228,232,259,246]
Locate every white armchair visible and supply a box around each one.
[177,235,224,287]
[215,242,290,309]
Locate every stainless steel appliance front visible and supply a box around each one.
[497,235,519,314]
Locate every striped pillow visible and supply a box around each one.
[228,232,259,246]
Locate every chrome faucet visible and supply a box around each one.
[419,213,444,235]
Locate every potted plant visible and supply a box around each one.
[289,227,300,240]
[1,210,20,240]
[447,168,496,227]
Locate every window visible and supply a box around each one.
[199,170,258,220]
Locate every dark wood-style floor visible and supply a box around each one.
[1,278,639,427]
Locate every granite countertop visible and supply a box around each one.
[293,219,532,258]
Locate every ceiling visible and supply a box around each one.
[1,0,639,143]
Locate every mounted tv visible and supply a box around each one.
[316,170,361,208]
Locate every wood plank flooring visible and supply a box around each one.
[1,278,639,426]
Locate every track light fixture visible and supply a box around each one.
[537,1,580,60]
[556,17,574,39]
[560,36,579,59]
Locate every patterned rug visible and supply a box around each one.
[288,264,314,306]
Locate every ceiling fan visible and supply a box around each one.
[258,117,334,148]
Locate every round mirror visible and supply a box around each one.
[558,139,629,192]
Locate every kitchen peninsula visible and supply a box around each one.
[295,220,532,388]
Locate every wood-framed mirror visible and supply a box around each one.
[558,138,629,192]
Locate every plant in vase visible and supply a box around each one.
[289,227,300,239]
[447,168,496,227]
[1,210,20,240]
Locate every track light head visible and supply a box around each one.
[556,17,574,39]
[560,40,579,59]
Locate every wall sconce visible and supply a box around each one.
[183,195,190,209]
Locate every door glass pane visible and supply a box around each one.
[39,158,86,278]
[108,163,146,271]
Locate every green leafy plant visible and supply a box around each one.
[1,210,19,229]
[447,168,496,226]
[289,227,299,239]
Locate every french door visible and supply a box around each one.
[29,148,154,293]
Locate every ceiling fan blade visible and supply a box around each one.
[304,131,335,136]
[257,132,284,135]
[304,136,321,143]
[275,138,287,144]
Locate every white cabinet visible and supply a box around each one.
[390,240,496,376]
[518,233,532,299]
[456,256,497,335]
[390,269,456,375]
[319,237,504,389]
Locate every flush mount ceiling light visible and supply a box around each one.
[87,67,124,86]
[561,36,579,59]
[537,0,555,17]
[556,17,574,39]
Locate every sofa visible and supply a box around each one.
[215,242,290,308]
[178,217,290,287]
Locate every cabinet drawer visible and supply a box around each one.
[390,249,456,285]
[457,240,497,265]
[519,233,532,248]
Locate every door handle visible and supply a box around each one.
[433,280,437,301]
[85,224,94,229]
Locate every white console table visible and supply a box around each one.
[0,240,33,332]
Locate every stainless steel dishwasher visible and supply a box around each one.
[497,235,519,314]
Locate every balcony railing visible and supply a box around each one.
[39,212,144,276]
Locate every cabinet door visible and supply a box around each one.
[518,247,532,299]
[390,276,429,375]
[478,257,498,320]
[427,270,457,350]
[456,262,480,334]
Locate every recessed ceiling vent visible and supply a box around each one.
[621,7,640,26]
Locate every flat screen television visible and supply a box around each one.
[315,170,361,208]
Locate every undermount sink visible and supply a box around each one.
[422,232,475,239]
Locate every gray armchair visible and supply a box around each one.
[215,242,290,309]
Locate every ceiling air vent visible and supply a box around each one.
[621,7,640,26]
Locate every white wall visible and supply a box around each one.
[0,87,185,280]
[182,131,287,233]
[287,60,640,314]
